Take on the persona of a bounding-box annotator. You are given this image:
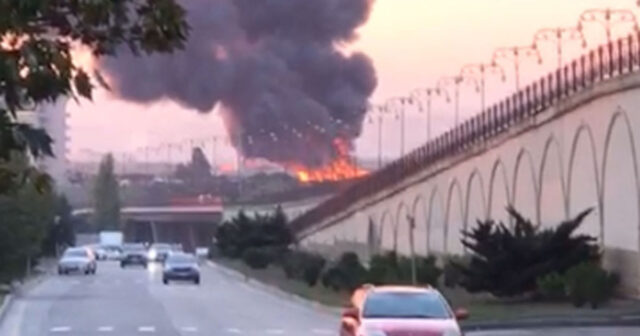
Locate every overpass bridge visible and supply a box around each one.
[73,205,223,251]
[292,33,640,296]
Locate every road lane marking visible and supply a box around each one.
[266,329,284,335]
[138,326,156,333]
[97,326,114,332]
[181,326,198,333]
[312,329,333,335]
[226,328,242,334]
[50,326,71,333]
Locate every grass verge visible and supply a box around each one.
[214,258,348,307]
[213,258,640,323]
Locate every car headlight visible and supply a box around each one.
[442,329,462,336]
[364,329,387,336]
[148,250,157,259]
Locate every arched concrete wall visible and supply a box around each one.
[302,73,640,295]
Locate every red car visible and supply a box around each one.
[340,285,468,336]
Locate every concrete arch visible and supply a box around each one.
[378,209,394,252]
[488,158,511,222]
[600,108,640,294]
[445,178,465,254]
[366,217,378,257]
[411,194,428,256]
[427,186,446,254]
[512,148,539,223]
[600,108,640,249]
[566,123,601,239]
[537,134,568,225]
[464,168,488,228]
[395,201,411,255]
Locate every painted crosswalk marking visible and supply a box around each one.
[50,326,71,333]
[138,326,156,333]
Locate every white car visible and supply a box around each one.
[58,247,97,275]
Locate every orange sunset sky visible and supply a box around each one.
[67,0,639,165]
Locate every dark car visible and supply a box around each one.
[162,253,200,285]
[148,243,173,262]
[120,243,148,268]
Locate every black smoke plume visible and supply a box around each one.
[100,0,377,167]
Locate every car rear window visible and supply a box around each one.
[64,249,88,258]
[362,291,451,319]
[167,254,196,264]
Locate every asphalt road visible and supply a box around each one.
[0,260,638,336]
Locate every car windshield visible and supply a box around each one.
[123,245,145,252]
[167,254,196,264]
[63,249,87,258]
[152,244,172,251]
[362,292,451,319]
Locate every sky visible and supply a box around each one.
[66,0,640,168]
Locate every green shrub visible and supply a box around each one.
[242,247,272,269]
[365,252,442,286]
[302,254,326,287]
[415,255,442,286]
[443,256,466,288]
[536,272,566,301]
[458,207,599,297]
[565,262,619,309]
[322,252,366,291]
[281,250,327,286]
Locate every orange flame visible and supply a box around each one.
[290,139,368,183]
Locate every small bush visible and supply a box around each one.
[365,252,442,286]
[322,252,366,291]
[536,272,566,301]
[281,250,326,286]
[302,254,326,287]
[443,256,466,288]
[415,255,442,286]
[242,247,272,269]
[565,262,619,309]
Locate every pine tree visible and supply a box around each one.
[92,154,121,231]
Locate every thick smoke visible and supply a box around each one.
[100,0,377,167]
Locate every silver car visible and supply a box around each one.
[58,247,97,275]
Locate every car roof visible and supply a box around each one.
[370,285,435,294]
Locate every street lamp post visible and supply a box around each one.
[460,62,506,113]
[367,104,386,169]
[534,26,586,69]
[407,214,417,285]
[493,45,542,91]
[385,96,412,158]
[410,87,447,143]
[437,75,476,128]
[579,8,639,44]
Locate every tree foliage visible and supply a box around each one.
[0,0,188,193]
[214,206,293,259]
[456,207,600,297]
[92,153,121,230]
[175,147,211,184]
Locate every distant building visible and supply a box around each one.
[17,98,69,187]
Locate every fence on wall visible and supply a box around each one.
[291,31,640,236]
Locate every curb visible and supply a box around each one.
[206,261,640,331]
[462,314,640,331]
[0,294,15,324]
[0,258,55,325]
[207,260,342,316]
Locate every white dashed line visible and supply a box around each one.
[181,326,198,333]
[312,329,333,335]
[226,328,242,334]
[50,326,71,333]
[138,326,156,333]
[97,326,114,332]
[266,329,284,335]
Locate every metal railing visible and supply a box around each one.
[291,31,640,235]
